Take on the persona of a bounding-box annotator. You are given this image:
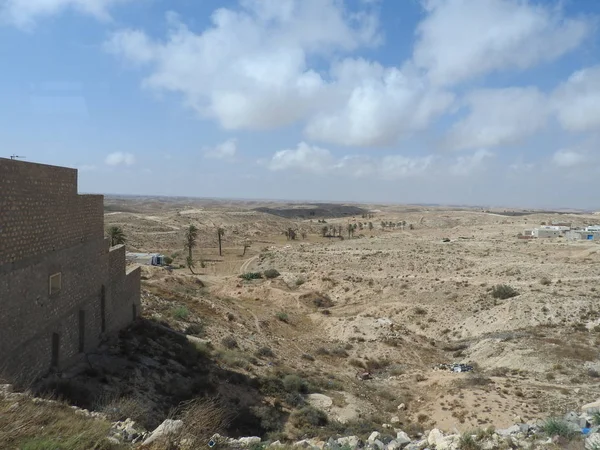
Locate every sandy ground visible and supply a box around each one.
[108,197,600,432]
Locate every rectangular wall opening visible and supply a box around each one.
[100,285,106,333]
[78,310,85,353]
[51,333,60,368]
[132,304,137,320]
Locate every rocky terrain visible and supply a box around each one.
[4,198,600,449]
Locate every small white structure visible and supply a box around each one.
[532,228,561,238]
[126,252,166,266]
[566,230,600,241]
[586,226,600,232]
[540,225,570,231]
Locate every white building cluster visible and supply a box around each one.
[522,223,600,241]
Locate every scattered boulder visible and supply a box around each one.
[142,419,183,446]
[368,431,381,443]
[396,431,411,447]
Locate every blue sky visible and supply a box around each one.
[2,0,600,209]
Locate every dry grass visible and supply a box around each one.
[0,396,123,450]
[177,398,234,448]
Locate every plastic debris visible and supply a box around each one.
[434,363,474,373]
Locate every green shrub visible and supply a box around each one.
[263,269,281,279]
[541,418,576,439]
[221,335,238,349]
[290,406,328,428]
[256,346,275,358]
[184,323,204,336]
[250,405,283,432]
[172,306,190,321]
[458,433,482,450]
[240,272,262,280]
[283,374,308,394]
[163,256,174,265]
[491,284,519,300]
[295,278,306,286]
[276,312,289,323]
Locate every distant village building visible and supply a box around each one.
[566,230,600,241]
[0,158,141,382]
[532,228,562,238]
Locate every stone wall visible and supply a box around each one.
[0,158,141,382]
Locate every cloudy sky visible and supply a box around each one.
[2,0,600,209]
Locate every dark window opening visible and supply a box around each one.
[51,333,60,368]
[78,310,85,353]
[100,285,106,333]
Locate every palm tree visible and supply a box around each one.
[242,239,251,256]
[107,226,126,247]
[368,222,373,231]
[217,227,225,256]
[184,225,198,273]
[321,226,328,237]
[347,223,353,238]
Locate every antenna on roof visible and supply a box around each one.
[10,155,26,160]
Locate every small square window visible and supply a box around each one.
[49,273,61,295]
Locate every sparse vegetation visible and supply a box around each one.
[276,312,290,323]
[263,269,281,279]
[172,305,190,320]
[541,418,576,440]
[240,272,262,280]
[221,335,238,349]
[491,284,519,299]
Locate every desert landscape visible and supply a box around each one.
[101,198,600,446]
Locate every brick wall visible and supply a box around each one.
[0,158,141,381]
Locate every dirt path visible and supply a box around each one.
[240,255,259,274]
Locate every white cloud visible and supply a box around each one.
[203,138,238,162]
[267,142,436,179]
[447,87,549,150]
[267,142,334,174]
[379,155,435,179]
[553,66,600,133]
[449,149,493,176]
[106,1,379,130]
[105,152,135,166]
[414,0,591,86]
[552,149,586,168]
[1,0,129,29]
[305,59,454,147]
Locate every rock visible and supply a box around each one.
[564,411,579,423]
[396,431,411,446]
[383,423,393,429]
[397,403,406,411]
[428,428,444,447]
[308,393,333,409]
[586,432,600,448]
[519,423,530,434]
[269,441,284,448]
[496,425,521,436]
[386,440,400,450]
[372,439,385,449]
[337,436,361,448]
[293,439,313,448]
[369,431,381,443]
[404,439,427,450]
[142,419,183,446]
[583,400,600,414]
[107,436,121,445]
[390,416,400,424]
[186,335,212,346]
[238,437,262,447]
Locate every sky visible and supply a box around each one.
[1,0,600,209]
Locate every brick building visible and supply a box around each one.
[0,158,141,381]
